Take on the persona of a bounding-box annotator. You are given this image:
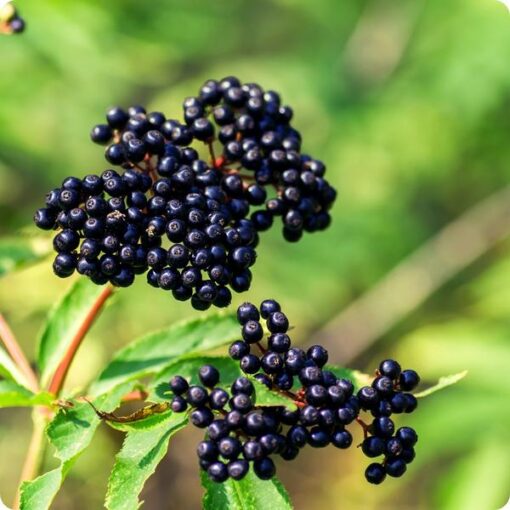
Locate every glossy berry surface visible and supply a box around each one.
[166,303,421,484]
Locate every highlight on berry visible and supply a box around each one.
[169,299,420,483]
[33,77,337,310]
[0,1,25,34]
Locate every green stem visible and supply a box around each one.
[13,410,48,510]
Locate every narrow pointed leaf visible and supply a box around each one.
[105,412,187,510]
[0,381,53,408]
[0,236,51,278]
[201,470,292,510]
[0,344,30,387]
[415,370,468,398]
[91,313,239,397]
[37,279,110,387]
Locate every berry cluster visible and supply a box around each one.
[34,78,337,308]
[0,2,25,34]
[170,299,420,483]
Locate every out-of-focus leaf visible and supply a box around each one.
[0,344,29,386]
[91,313,239,397]
[415,370,468,398]
[0,236,50,278]
[0,381,53,408]
[435,439,510,510]
[37,279,111,388]
[19,382,133,510]
[201,469,292,510]
[104,412,187,510]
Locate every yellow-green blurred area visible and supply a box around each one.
[1,0,510,508]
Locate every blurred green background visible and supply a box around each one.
[1,0,510,508]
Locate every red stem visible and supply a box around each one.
[0,313,39,392]
[47,285,114,395]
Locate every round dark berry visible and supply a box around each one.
[237,302,260,324]
[231,377,254,396]
[229,341,250,360]
[266,311,289,333]
[207,462,228,483]
[399,370,420,391]
[170,396,187,413]
[365,463,386,485]
[240,354,261,374]
[209,388,229,410]
[190,408,214,428]
[396,427,418,447]
[187,386,209,407]
[227,460,249,481]
[199,365,220,388]
[306,345,328,367]
[361,437,385,458]
[217,437,241,460]
[379,359,402,379]
[331,429,353,449]
[260,299,281,319]
[242,320,264,343]
[253,457,275,480]
[197,440,218,462]
[385,458,407,478]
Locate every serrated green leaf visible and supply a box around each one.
[0,236,51,278]
[91,313,239,397]
[105,412,187,510]
[201,469,293,510]
[20,382,133,510]
[37,279,110,388]
[415,370,468,398]
[0,381,53,408]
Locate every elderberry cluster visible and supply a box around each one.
[90,77,337,241]
[34,78,337,308]
[170,299,421,483]
[0,2,25,34]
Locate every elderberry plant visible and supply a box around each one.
[0,79,465,510]
[169,300,421,484]
[33,77,336,310]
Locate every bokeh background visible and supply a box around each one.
[1,0,510,508]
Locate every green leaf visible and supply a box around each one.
[0,344,30,386]
[20,382,133,510]
[201,469,293,510]
[415,370,468,398]
[0,236,51,278]
[91,313,239,397]
[0,380,53,408]
[37,279,110,388]
[150,355,244,402]
[105,412,187,510]
[326,364,370,390]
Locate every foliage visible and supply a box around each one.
[1,0,510,509]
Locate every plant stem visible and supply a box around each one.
[13,410,47,510]
[0,313,39,392]
[47,285,114,396]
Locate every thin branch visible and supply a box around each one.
[0,313,38,392]
[312,185,510,362]
[13,411,47,510]
[47,285,114,396]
